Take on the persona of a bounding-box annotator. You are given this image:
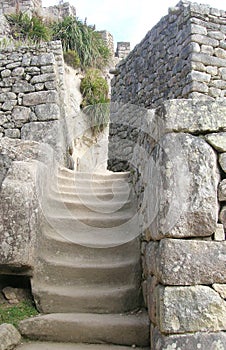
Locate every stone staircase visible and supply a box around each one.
[19,167,149,349]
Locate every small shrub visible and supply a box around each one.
[63,50,80,69]
[52,16,111,70]
[6,12,50,43]
[80,68,109,134]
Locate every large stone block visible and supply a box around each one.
[155,285,226,334]
[0,323,21,350]
[151,326,226,350]
[23,91,58,106]
[34,103,60,121]
[152,100,226,135]
[145,239,226,285]
[0,161,39,271]
[146,133,219,239]
[21,121,65,162]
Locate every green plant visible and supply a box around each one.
[5,12,50,43]
[52,16,111,69]
[80,68,110,134]
[63,50,80,69]
[0,300,38,328]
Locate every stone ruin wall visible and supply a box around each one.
[109,1,226,348]
[0,41,72,162]
[111,0,226,107]
[0,0,42,15]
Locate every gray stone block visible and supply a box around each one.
[155,285,226,334]
[205,132,226,152]
[147,133,219,239]
[219,179,226,201]
[145,239,226,285]
[23,91,58,106]
[34,103,60,121]
[151,326,226,350]
[219,153,226,172]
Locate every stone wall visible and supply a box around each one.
[108,99,226,348]
[0,0,42,16]
[111,0,226,108]
[0,41,71,163]
[43,2,76,22]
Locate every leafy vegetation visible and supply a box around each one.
[0,300,38,328]
[80,68,110,134]
[5,12,50,42]
[51,16,111,69]
[63,50,81,69]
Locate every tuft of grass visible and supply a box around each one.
[0,300,38,329]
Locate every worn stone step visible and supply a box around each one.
[38,228,141,262]
[45,196,132,214]
[55,175,130,188]
[57,168,130,181]
[32,284,142,314]
[41,216,139,248]
[53,183,130,195]
[33,256,141,287]
[19,312,149,347]
[16,342,149,350]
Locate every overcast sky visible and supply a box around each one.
[42,0,226,49]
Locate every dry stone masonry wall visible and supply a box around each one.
[112,0,226,108]
[0,41,70,162]
[0,0,42,16]
[109,1,226,348]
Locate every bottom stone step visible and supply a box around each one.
[19,312,149,347]
[16,342,149,350]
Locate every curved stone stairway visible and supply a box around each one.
[18,168,149,349]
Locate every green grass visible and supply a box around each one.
[0,300,38,329]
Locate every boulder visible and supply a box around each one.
[0,323,21,350]
[218,179,226,201]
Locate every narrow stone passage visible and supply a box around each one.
[18,167,149,348]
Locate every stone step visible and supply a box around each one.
[53,183,130,195]
[57,168,130,181]
[16,342,149,350]
[19,312,149,347]
[33,256,141,287]
[45,196,132,214]
[32,284,142,314]
[41,217,139,248]
[55,175,130,187]
[38,228,141,262]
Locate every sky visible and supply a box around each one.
[42,0,226,49]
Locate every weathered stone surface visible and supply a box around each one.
[214,223,225,241]
[0,161,39,269]
[30,73,55,84]
[12,106,30,127]
[151,326,226,350]
[12,81,35,93]
[34,103,60,121]
[147,133,219,239]
[220,206,226,229]
[21,121,64,161]
[219,153,226,172]
[205,132,226,152]
[213,284,226,299]
[156,285,226,333]
[23,91,58,106]
[219,179,226,201]
[153,100,226,135]
[0,323,21,350]
[145,239,226,285]
[4,129,20,139]
[0,92,16,102]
